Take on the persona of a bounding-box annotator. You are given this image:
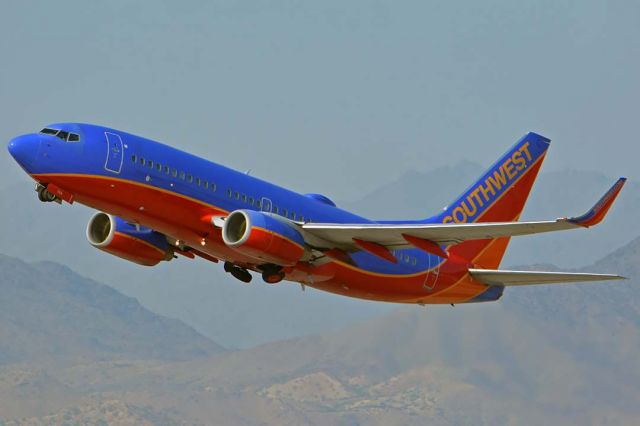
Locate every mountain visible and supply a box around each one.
[342,160,485,220]
[0,254,223,365]
[1,237,639,424]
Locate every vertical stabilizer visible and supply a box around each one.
[433,132,551,268]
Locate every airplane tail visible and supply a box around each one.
[431,132,551,268]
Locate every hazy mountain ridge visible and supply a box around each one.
[0,254,224,365]
[1,237,638,424]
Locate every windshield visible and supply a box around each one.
[39,128,81,142]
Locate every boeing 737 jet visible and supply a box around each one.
[7,124,626,304]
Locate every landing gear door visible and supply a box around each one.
[104,132,124,174]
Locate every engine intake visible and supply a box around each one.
[222,210,305,266]
[86,213,173,266]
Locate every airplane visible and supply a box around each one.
[7,124,627,305]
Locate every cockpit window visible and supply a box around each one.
[39,128,80,142]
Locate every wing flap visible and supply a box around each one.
[301,178,625,252]
[303,219,578,249]
[469,269,626,286]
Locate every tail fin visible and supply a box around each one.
[433,132,551,268]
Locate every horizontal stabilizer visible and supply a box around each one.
[469,269,626,286]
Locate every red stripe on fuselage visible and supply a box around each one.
[33,173,259,266]
[33,166,539,305]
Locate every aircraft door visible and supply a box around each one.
[104,132,124,174]
[423,254,440,291]
[261,197,272,213]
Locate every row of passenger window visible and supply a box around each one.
[392,250,418,265]
[225,189,308,222]
[132,154,312,222]
[131,154,217,192]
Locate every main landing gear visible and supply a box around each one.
[261,265,285,284]
[224,261,252,283]
[223,262,285,285]
[36,184,58,203]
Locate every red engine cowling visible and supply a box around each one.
[222,210,306,266]
[86,213,173,266]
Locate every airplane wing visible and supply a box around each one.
[468,269,625,286]
[302,178,626,257]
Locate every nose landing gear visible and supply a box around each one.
[36,184,59,203]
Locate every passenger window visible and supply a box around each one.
[179,171,185,180]
[68,133,80,142]
[164,165,170,174]
[148,160,154,168]
[291,212,296,220]
[412,257,417,266]
[156,163,162,172]
[256,199,261,208]
[242,194,247,203]
[300,215,305,222]
[203,181,208,189]
[171,168,177,177]
[196,177,201,186]
[131,155,137,163]
[282,208,288,217]
[140,157,146,166]
[227,189,232,198]
[249,196,254,205]
[273,206,279,214]
[211,183,217,192]
[234,192,240,200]
[187,175,193,183]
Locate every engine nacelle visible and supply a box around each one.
[86,213,173,266]
[222,210,306,266]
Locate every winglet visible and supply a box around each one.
[568,177,626,227]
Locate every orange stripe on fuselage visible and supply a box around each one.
[32,173,257,266]
[308,152,547,304]
[32,159,542,305]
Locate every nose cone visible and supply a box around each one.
[8,134,40,171]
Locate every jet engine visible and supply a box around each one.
[222,210,306,266]
[86,213,173,266]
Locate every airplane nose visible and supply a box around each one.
[8,134,40,171]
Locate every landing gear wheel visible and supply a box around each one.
[224,262,252,283]
[230,267,252,283]
[37,187,56,203]
[262,270,285,284]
